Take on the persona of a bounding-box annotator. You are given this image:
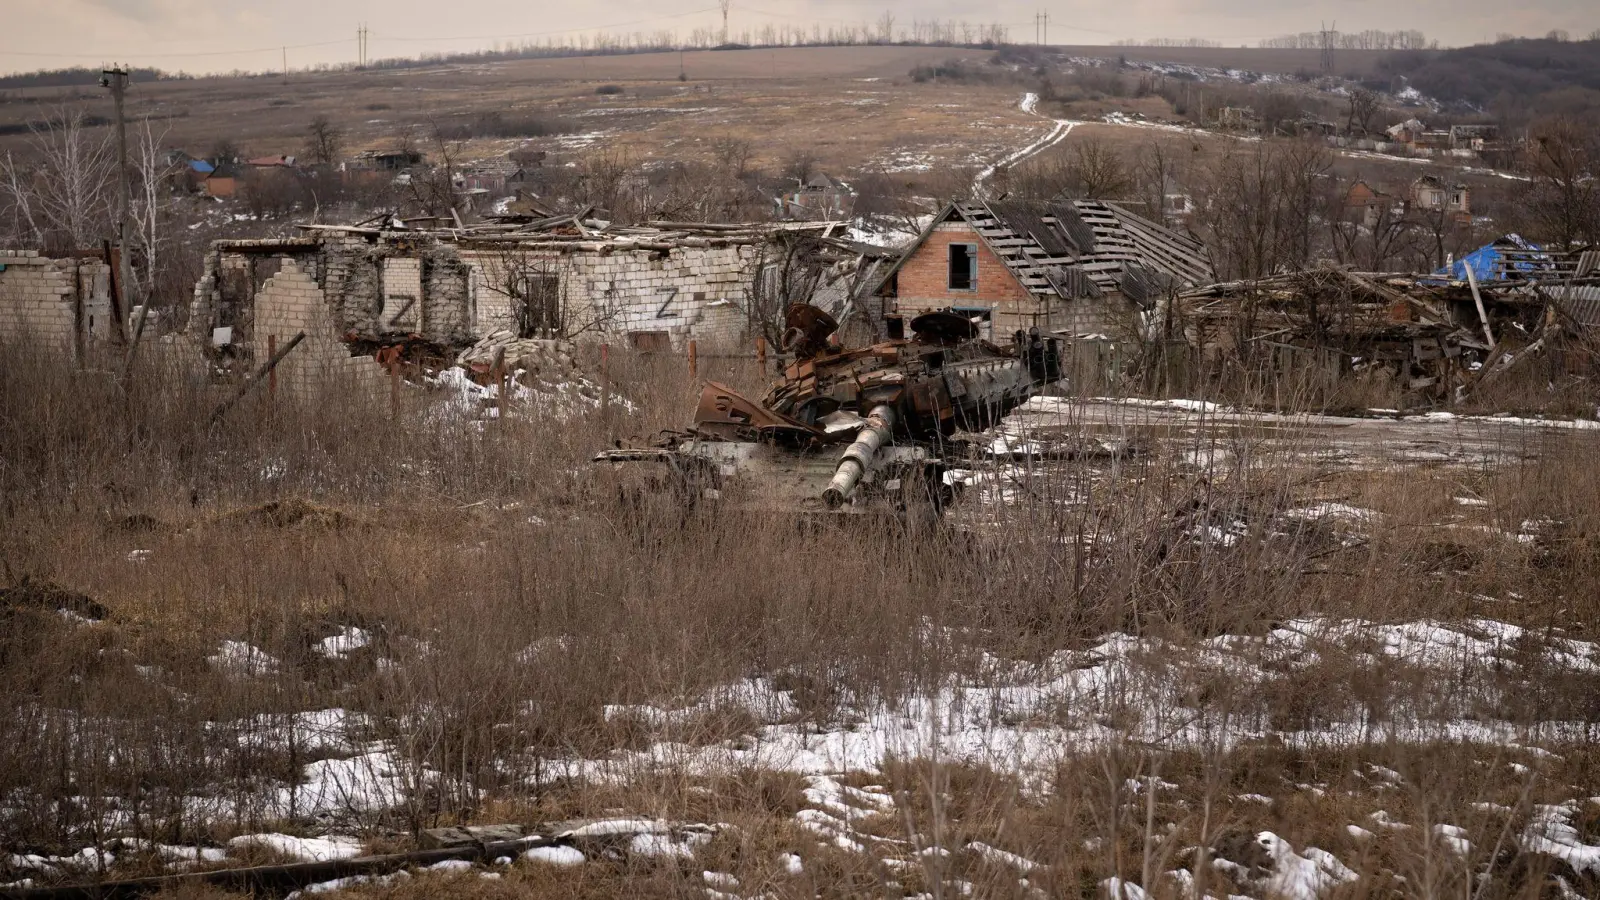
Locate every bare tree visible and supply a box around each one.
[781,147,820,187]
[0,106,113,250]
[711,136,753,180]
[305,116,344,167]
[1194,139,1332,280]
[652,161,770,223]
[852,167,927,235]
[746,233,828,348]
[475,249,614,339]
[876,11,896,43]
[1346,88,1380,136]
[572,149,635,220]
[1067,138,1133,198]
[1522,116,1600,249]
[404,122,463,220]
[241,168,308,220]
[130,117,176,296]
[1009,140,1136,201]
[1134,140,1186,225]
[209,138,242,166]
[1326,187,1417,271]
[1408,197,1480,272]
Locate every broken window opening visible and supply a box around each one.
[515,269,562,338]
[948,243,977,292]
[630,331,671,353]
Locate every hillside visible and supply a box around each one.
[1378,37,1600,119]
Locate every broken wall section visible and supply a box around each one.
[250,258,386,402]
[459,243,758,352]
[193,236,477,359]
[0,249,114,359]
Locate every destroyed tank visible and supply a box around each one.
[596,304,1062,519]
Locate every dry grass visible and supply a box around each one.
[0,46,1032,178]
[3,339,1600,898]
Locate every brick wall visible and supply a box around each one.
[888,225,1137,339]
[196,236,770,393]
[381,257,422,332]
[251,259,384,402]
[890,223,1038,336]
[461,243,758,351]
[0,250,113,358]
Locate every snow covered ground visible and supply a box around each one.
[8,611,1597,898]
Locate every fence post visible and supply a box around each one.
[267,334,277,400]
[389,362,400,417]
[491,345,507,423]
[688,339,698,380]
[599,343,610,418]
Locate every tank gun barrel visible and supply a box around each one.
[822,405,896,508]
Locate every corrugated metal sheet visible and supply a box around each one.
[986,201,1074,256]
[1050,203,1098,254]
[1548,284,1600,328]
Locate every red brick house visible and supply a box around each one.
[869,200,1214,338]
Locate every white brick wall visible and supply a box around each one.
[253,260,384,402]
[461,243,759,351]
[381,257,422,332]
[0,251,113,358]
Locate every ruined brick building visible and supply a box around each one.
[184,217,880,398]
[870,200,1215,339]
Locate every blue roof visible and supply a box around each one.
[188,159,215,174]
[1432,234,1551,282]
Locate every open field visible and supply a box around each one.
[3,339,1600,899]
[0,43,1401,192]
[0,46,1030,176]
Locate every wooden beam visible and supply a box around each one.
[209,332,306,423]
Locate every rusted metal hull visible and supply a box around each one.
[593,305,1060,521]
[597,439,944,516]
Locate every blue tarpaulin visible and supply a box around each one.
[188,159,215,174]
[1432,234,1550,282]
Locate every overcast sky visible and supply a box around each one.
[3,0,1594,75]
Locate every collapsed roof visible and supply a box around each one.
[874,199,1215,307]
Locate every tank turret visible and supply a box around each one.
[596,304,1062,518]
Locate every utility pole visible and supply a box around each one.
[1042,11,1050,46]
[100,65,134,349]
[282,46,288,84]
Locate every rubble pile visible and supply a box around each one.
[456,330,586,386]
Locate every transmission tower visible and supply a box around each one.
[1319,20,1338,74]
[720,0,732,44]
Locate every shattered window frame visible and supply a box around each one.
[948,242,977,292]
